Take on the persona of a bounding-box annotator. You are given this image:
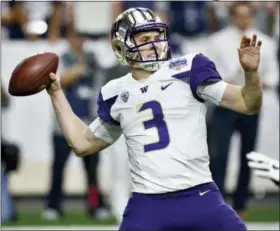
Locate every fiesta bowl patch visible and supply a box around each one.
[169,58,188,70]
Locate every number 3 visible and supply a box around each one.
[138,100,170,152]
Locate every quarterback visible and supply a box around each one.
[47,8,263,230]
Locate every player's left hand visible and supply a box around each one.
[238,34,262,72]
[246,151,279,186]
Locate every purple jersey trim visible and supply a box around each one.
[172,54,222,102]
[97,92,120,125]
[190,53,222,102]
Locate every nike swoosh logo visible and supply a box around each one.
[161,82,173,90]
[199,190,210,196]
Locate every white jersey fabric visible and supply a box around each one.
[90,53,227,193]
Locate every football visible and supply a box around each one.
[8,52,59,96]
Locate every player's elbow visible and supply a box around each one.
[241,86,263,115]
[242,103,261,115]
[243,96,263,115]
[71,145,95,157]
[68,130,109,157]
[68,139,96,157]
[244,106,261,115]
[73,150,88,157]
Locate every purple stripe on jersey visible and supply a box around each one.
[97,92,120,125]
[190,53,222,102]
[172,70,191,84]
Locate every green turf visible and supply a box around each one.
[3,210,117,226]
[246,205,279,222]
[2,205,279,226]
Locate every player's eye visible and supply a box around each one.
[154,35,161,41]
[141,37,149,43]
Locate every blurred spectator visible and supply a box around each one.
[218,2,278,36]
[155,2,222,54]
[273,3,280,99]
[1,86,20,222]
[273,3,279,40]
[1,2,73,40]
[211,2,230,30]
[42,33,110,221]
[206,2,279,220]
[1,2,27,39]
[250,2,277,36]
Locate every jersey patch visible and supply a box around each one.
[169,58,188,70]
[121,91,130,102]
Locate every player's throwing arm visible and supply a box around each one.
[45,73,112,156]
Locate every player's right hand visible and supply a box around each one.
[47,73,62,95]
[247,151,279,186]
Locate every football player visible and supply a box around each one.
[47,8,263,230]
[247,152,279,187]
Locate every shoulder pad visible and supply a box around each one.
[101,74,128,100]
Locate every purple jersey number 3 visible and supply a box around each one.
[138,100,170,152]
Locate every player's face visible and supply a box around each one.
[133,30,165,61]
[232,5,254,31]
[68,34,85,51]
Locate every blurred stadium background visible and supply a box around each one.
[1,1,279,230]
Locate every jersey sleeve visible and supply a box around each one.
[190,53,222,102]
[97,91,120,125]
[89,117,122,144]
[196,81,227,105]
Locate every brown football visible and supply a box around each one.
[8,52,59,96]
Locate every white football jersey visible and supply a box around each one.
[92,53,225,193]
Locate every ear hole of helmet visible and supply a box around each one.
[116,46,122,52]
